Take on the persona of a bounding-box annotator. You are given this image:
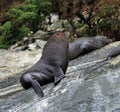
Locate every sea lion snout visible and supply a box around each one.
[102,37,111,44]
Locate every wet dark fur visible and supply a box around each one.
[20,32,69,97]
[69,36,111,60]
[107,45,120,59]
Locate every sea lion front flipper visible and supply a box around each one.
[54,66,65,85]
[31,79,44,97]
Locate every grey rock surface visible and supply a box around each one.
[0,49,42,89]
[47,20,73,33]
[0,41,120,112]
[33,30,53,40]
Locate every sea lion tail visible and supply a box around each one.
[31,79,44,97]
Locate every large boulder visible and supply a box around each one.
[0,49,42,89]
[1,41,120,112]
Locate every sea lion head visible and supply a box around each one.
[51,31,66,37]
[96,36,111,44]
[107,45,120,59]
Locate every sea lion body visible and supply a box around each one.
[69,38,93,59]
[69,36,111,60]
[20,32,69,97]
[80,44,120,68]
[93,36,111,48]
[107,45,120,59]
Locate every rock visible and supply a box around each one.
[46,13,59,24]
[28,43,39,51]
[50,13,59,23]
[1,41,120,112]
[9,37,36,51]
[28,40,47,50]
[9,19,73,52]
[47,20,64,31]
[0,49,42,89]
[11,46,29,52]
[10,35,47,51]
[47,20,73,33]
[36,40,47,49]
[10,30,52,51]
[33,30,53,40]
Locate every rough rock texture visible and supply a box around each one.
[9,20,72,52]
[47,20,73,33]
[0,49,42,89]
[33,30,53,40]
[9,31,48,51]
[1,41,120,112]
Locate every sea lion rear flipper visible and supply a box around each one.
[54,66,65,85]
[31,79,44,97]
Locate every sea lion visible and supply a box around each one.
[107,45,120,59]
[20,31,69,97]
[75,44,120,71]
[67,44,120,77]
[95,44,120,62]
[97,44,120,62]
[69,36,111,60]
[82,44,120,76]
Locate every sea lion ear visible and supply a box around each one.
[54,66,65,85]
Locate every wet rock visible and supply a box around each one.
[0,49,42,89]
[1,41,120,112]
